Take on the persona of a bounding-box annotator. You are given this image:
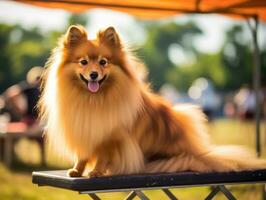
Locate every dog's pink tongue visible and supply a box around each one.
[88,81,99,93]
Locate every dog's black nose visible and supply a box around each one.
[90,71,98,80]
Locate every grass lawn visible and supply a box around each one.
[0,119,265,200]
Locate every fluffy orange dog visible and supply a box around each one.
[39,25,266,177]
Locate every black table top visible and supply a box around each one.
[32,170,266,192]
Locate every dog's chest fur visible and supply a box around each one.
[56,78,142,159]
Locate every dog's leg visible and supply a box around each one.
[108,135,144,175]
[67,159,87,177]
[88,132,144,177]
[88,158,108,177]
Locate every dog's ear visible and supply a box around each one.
[64,25,87,45]
[99,27,121,48]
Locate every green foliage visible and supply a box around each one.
[0,14,88,93]
[0,24,13,90]
[0,24,60,92]
[139,21,202,90]
[220,25,253,90]
[67,13,89,27]
[261,50,266,84]
[0,16,265,94]
[139,21,266,92]
[167,53,227,91]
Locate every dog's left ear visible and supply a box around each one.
[64,25,87,45]
[99,27,121,48]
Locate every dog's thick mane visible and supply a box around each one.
[38,46,145,160]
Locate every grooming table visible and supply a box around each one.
[32,169,266,200]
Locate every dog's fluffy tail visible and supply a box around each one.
[145,146,266,173]
[145,104,266,173]
[201,145,266,172]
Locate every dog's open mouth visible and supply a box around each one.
[79,73,106,93]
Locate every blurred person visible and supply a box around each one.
[1,67,45,166]
[223,94,237,119]
[233,85,259,137]
[234,85,255,121]
[3,66,43,127]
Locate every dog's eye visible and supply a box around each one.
[79,59,88,66]
[99,58,107,67]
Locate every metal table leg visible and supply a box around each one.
[88,193,101,200]
[205,186,220,200]
[125,191,137,200]
[162,188,178,200]
[124,190,150,200]
[205,185,236,200]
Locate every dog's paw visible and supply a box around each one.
[88,170,104,178]
[67,168,82,177]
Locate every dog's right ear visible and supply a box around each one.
[64,25,87,45]
[98,27,121,48]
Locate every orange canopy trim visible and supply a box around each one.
[13,0,266,21]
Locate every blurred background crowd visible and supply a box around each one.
[0,1,266,199]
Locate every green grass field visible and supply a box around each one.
[0,119,266,200]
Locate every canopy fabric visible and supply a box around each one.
[14,0,266,21]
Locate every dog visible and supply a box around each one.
[38,25,266,177]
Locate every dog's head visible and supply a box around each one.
[59,25,134,93]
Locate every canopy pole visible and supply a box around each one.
[247,15,261,157]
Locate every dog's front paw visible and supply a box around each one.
[67,168,82,177]
[88,170,104,178]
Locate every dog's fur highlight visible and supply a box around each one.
[39,25,266,177]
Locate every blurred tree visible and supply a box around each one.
[0,24,13,92]
[8,27,48,82]
[0,13,90,94]
[67,13,89,27]
[261,49,266,86]
[168,53,226,91]
[0,19,265,95]
[220,25,253,90]
[139,21,202,90]
[0,24,61,93]
[139,22,266,92]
